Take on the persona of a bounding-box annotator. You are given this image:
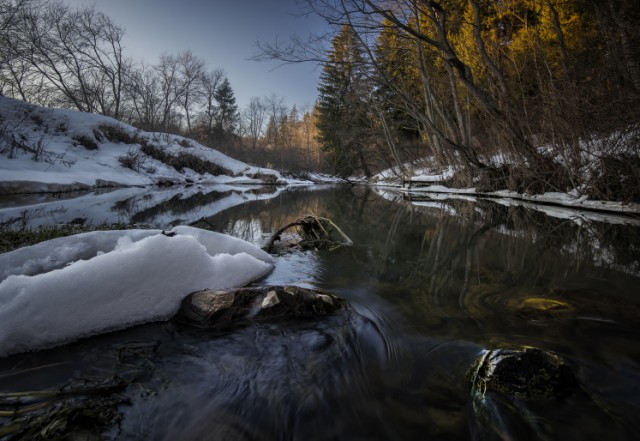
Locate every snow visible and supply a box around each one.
[373,163,640,219]
[0,226,274,356]
[488,197,640,226]
[374,186,640,226]
[0,97,286,192]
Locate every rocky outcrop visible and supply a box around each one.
[175,285,346,329]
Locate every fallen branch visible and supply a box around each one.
[263,215,352,253]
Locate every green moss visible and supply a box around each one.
[0,224,148,254]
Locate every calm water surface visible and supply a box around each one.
[1,185,639,440]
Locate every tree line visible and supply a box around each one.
[0,0,324,171]
[298,0,639,199]
[3,0,638,197]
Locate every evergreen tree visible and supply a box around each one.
[213,77,239,136]
[373,21,422,165]
[316,24,373,177]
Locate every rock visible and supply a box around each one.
[469,348,578,400]
[513,297,573,320]
[250,172,278,184]
[175,285,346,329]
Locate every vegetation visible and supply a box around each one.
[265,0,640,199]
[0,223,145,253]
[263,215,353,253]
[0,0,323,173]
[1,0,638,198]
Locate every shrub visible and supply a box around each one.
[55,121,68,133]
[73,135,99,151]
[118,147,147,172]
[474,158,573,195]
[98,124,137,144]
[30,114,44,126]
[587,154,640,203]
[140,142,233,176]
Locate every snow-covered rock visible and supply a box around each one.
[0,226,274,356]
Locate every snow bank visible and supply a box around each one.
[0,226,274,356]
[0,97,285,192]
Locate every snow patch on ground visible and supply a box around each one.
[0,226,274,356]
[0,97,286,192]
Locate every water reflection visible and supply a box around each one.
[0,184,283,229]
[206,185,640,439]
[1,185,639,440]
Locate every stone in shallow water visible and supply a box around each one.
[469,347,578,400]
[175,285,345,329]
[514,297,574,320]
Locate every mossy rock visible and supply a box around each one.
[175,285,346,329]
[469,348,578,401]
[514,297,574,320]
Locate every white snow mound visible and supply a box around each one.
[0,226,274,357]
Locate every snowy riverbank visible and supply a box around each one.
[372,164,640,219]
[0,96,287,193]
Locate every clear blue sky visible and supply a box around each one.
[64,0,328,109]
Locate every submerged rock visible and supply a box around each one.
[513,297,574,320]
[175,285,346,329]
[469,347,578,401]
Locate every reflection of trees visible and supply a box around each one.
[294,188,640,346]
[204,186,639,321]
[111,190,234,225]
[131,190,233,224]
[203,188,348,245]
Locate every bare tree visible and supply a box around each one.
[124,63,161,130]
[176,50,206,134]
[2,0,129,117]
[198,68,225,137]
[264,93,286,149]
[71,6,128,118]
[155,53,183,130]
[0,0,32,94]
[242,96,267,150]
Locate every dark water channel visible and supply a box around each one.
[1,185,639,440]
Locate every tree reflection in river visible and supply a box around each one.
[206,185,640,440]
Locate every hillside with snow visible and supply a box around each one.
[0,97,284,194]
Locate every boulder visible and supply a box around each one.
[469,347,578,400]
[175,285,345,329]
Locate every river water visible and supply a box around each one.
[1,185,639,440]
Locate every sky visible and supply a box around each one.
[63,0,330,110]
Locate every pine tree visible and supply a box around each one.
[213,77,239,136]
[316,24,373,177]
[374,21,422,155]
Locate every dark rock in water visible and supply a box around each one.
[469,348,578,400]
[175,286,345,329]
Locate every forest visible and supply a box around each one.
[305,0,640,201]
[0,0,324,172]
[2,0,640,201]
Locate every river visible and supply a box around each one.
[1,184,639,440]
